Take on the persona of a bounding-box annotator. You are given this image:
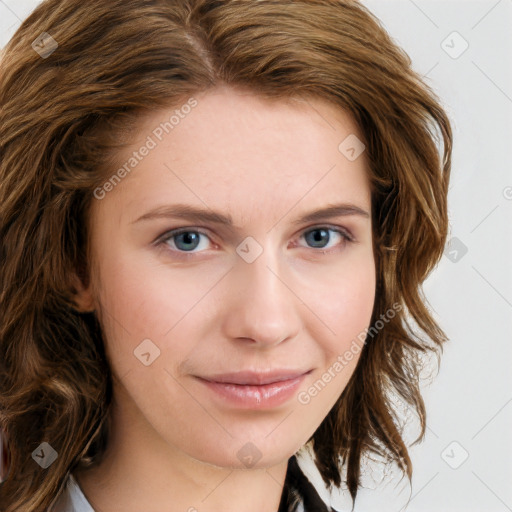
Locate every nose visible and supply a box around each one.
[221,245,302,348]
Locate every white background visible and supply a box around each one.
[1,1,511,511]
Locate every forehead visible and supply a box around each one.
[92,86,371,225]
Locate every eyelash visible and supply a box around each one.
[155,225,355,260]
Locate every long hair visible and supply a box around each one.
[0,0,452,510]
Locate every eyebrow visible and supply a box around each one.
[132,202,370,227]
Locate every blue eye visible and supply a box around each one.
[161,229,210,252]
[300,227,352,250]
[157,226,353,258]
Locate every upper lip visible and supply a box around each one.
[198,369,312,386]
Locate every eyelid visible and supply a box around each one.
[154,227,213,246]
[302,223,355,242]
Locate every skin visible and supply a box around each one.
[72,84,376,512]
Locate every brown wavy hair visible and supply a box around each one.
[0,0,452,510]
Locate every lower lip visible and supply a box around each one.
[196,373,309,409]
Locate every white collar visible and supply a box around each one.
[51,473,95,512]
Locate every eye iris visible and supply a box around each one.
[305,229,330,248]
[175,232,200,251]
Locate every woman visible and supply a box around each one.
[0,0,452,511]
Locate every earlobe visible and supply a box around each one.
[69,272,96,313]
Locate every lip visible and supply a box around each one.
[195,369,313,409]
[200,369,312,385]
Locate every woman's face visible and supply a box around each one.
[80,85,376,470]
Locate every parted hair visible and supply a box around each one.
[0,0,452,510]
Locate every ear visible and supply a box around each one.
[69,271,96,313]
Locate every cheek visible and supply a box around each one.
[292,268,376,436]
[91,246,215,381]
[295,261,375,416]
[299,251,376,353]
[90,250,165,364]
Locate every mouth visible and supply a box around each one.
[194,369,313,409]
